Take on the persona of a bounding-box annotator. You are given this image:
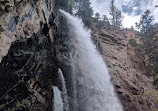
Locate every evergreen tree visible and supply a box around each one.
[109,0,116,25]
[95,12,100,21]
[55,0,71,12]
[136,10,158,89]
[130,25,134,30]
[135,10,158,81]
[75,0,93,27]
[136,10,154,34]
[109,0,123,27]
[135,9,155,50]
[102,15,108,22]
[115,8,123,27]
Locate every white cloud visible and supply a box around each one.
[133,7,138,11]
[90,0,110,16]
[145,0,158,22]
[122,14,140,28]
[90,0,158,28]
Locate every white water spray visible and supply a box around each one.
[58,68,69,111]
[59,10,123,111]
[52,86,63,111]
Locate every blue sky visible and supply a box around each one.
[90,0,158,28]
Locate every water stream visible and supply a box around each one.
[53,9,123,111]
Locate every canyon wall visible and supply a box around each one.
[93,26,158,111]
[0,1,158,111]
[0,0,56,110]
[0,0,54,62]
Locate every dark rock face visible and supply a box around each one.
[0,0,54,62]
[0,0,58,110]
[53,12,79,111]
[0,23,55,111]
[0,5,79,111]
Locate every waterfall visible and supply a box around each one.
[58,68,69,111]
[57,10,123,111]
[52,86,63,111]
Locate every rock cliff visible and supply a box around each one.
[93,26,158,111]
[0,0,54,62]
[0,0,56,110]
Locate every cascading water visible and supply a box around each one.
[52,86,63,111]
[55,9,123,111]
[58,68,69,111]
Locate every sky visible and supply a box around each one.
[90,0,158,28]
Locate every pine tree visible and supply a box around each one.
[130,26,134,30]
[135,9,155,51]
[136,10,154,34]
[115,8,123,27]
[55,0,70,11]
[135,10,158,87]
[109,0,123,27]
[102,15,108,22]
[75,0,93,27]
[95,12,100,21]
[109,0,116,25]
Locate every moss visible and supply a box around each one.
[15,98,29,109]
[0,101,10,109]
[141,90,158,109]
[0,97,29,111]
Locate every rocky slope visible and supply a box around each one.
[93,26,158,111]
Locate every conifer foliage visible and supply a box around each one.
[75,0,94,27]
[109,0,123,27]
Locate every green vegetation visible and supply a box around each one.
[95,12,100,21]
[0,97,29,111]
[128,39,145,51]
[75,0,94,27]
[154,75,158,84]
[136,9,158,88]
[139,90,158,110]
[54,0,125,29]
[54,0,94,27]
[0,74,29,111]
[54,0,73,13]
[136,10,154,35]
[95,21,105,28]
[109,0,123,27]
[129,39,137,47]
[14,98,29,110]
